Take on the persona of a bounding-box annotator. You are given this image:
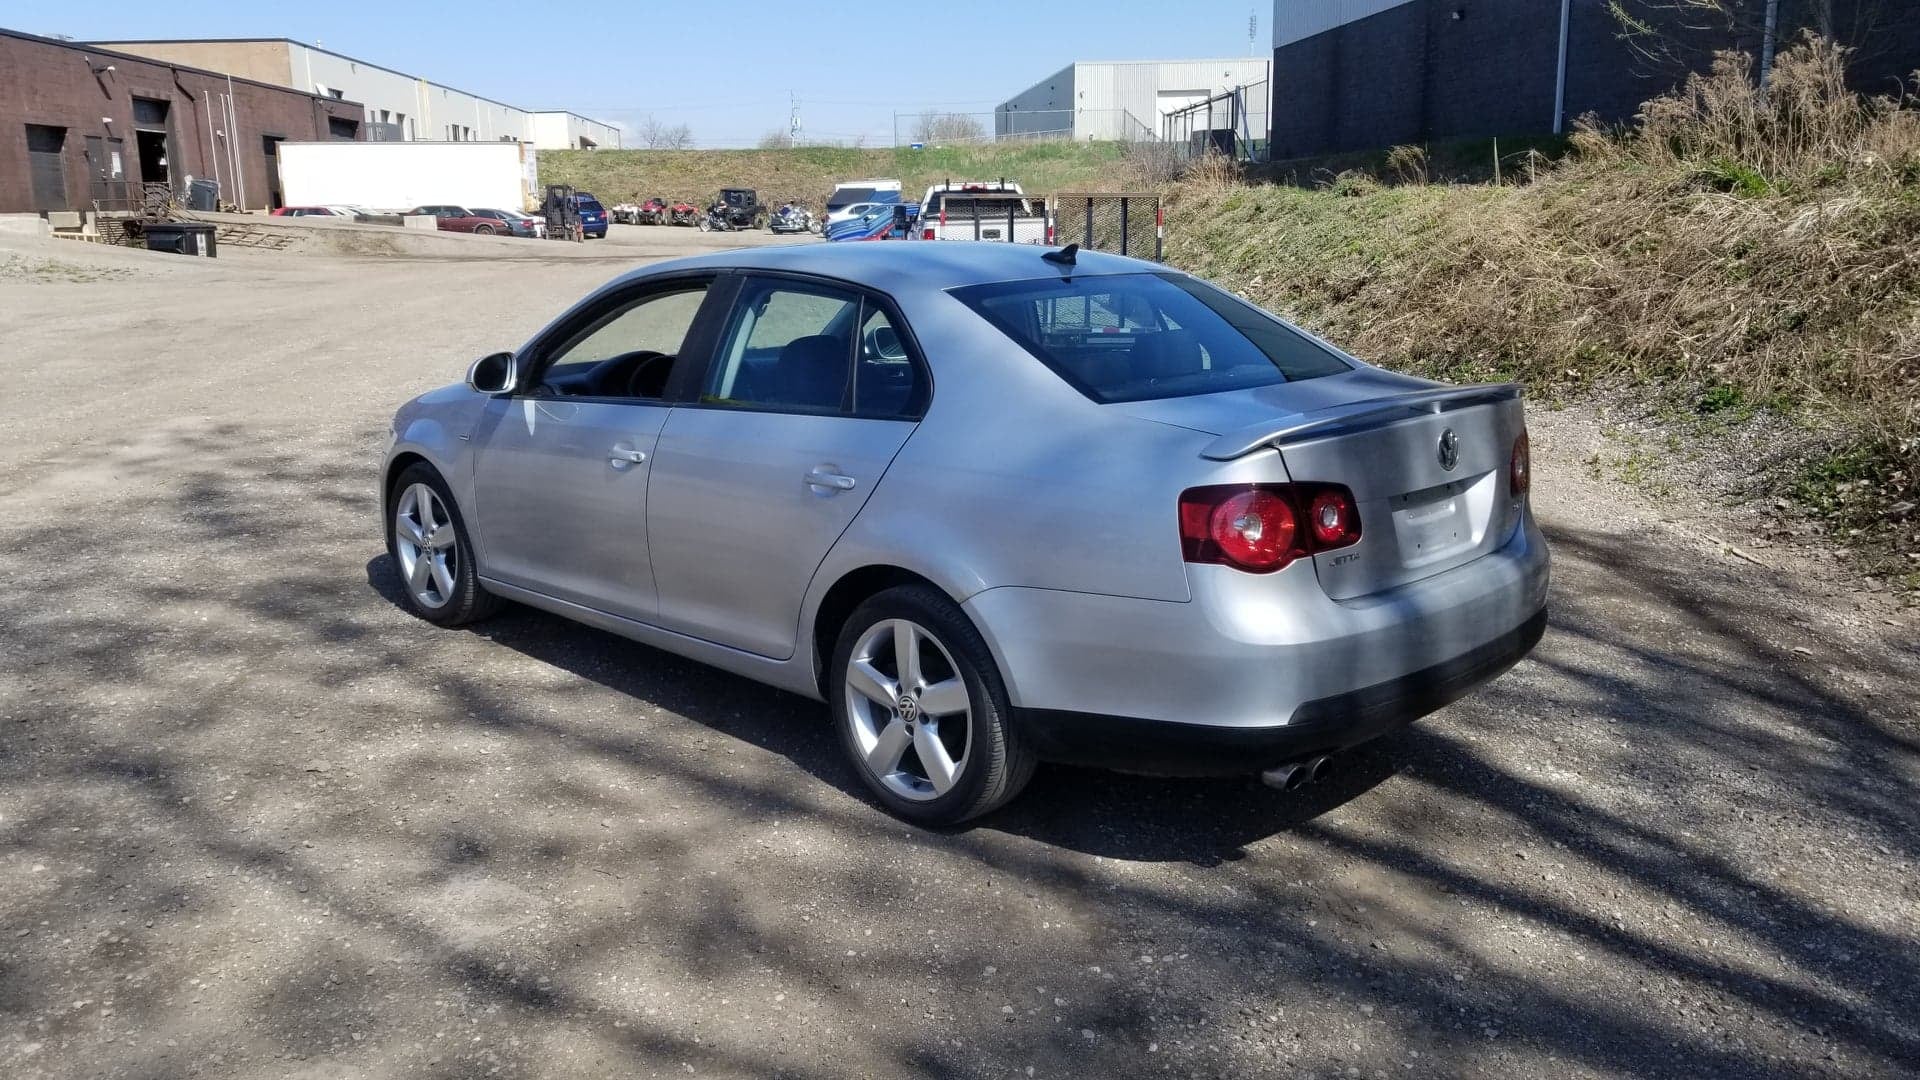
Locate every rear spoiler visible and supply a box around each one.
[1200,383,1521,460]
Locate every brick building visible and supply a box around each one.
[1,27,365,215]
[1269,0,1920,160]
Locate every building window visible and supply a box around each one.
[328,116,359,140]
[131,97,169,127]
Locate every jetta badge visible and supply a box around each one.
[1437,428,1460,471]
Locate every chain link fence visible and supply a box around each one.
[1051,194,1162,261]
[892,109,1153,146]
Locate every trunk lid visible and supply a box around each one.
[1118,374,1527,601]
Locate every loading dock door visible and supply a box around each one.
[131,97,173,188]
[26,125,71,211]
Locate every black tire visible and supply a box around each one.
[474,224,495,235]
[829,585,1035,825]
[386,463,500,627]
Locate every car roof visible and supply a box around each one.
[623,243,1161,293]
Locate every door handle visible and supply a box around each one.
[609,445,647,468]
[806,467,857,492]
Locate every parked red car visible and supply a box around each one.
[406,205,509,235]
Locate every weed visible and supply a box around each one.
[1695,384,1745,414]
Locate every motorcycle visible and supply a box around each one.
[636,197,669,226]
[695,203,738,232]
[667,200,700,227]
[767,203,819,235]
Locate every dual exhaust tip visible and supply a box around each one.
[1260,754,1334,792]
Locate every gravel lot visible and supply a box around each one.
[1,226,1916,1080]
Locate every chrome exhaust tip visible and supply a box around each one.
[1261,755,1335,791]
[1260,762,1309,791]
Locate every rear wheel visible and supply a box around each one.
[388,464,499,627]
[830,586,1034,825]
[474,224,495,235]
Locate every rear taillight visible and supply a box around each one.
[921,228,935,240]
[1509,430,1531,497]
[1179,484,1361,574]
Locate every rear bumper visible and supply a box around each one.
[1020,609,1545,775]
[964,511,1550,774]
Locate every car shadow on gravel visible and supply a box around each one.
[364,554,1394,865]
[4,409,1918,1077]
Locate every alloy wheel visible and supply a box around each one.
[844,618,973,801]
[393,482,458,610]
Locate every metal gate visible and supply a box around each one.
[1050,194,1162,261]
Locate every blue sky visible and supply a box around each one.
[27,1,1272,146]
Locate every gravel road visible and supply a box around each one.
[1,227,1916,1080]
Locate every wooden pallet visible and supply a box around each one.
[215,226,297,251]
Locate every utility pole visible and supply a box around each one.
[1553,0,1571,134]
[1759,0,1781,90]
[1247,10,1257,57]
[788,91,801,148]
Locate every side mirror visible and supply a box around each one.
[865,324,904,360]
[466,351,516,395]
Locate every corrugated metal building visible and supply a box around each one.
[998,59,1271,143]
[1269,0,1920,160]
[86,38,621,149]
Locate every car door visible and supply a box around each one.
[469,275,723,621]
[647,275,929,659]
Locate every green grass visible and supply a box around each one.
[539,142,1138,210]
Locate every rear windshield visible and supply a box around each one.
[951,273,1351,403]
[575,197,603,211]
[828,186,879,209]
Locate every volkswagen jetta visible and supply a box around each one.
[382,243,1549,824]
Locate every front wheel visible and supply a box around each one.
[388,464,499,627]
[696,217,712,232]
[830,585,1034,825]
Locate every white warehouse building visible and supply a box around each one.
[997,58,1271,143]
[86,38,621,149]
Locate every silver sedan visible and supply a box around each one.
[382,243,1549,824]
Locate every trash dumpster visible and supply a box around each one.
[143,222,218,258]
[187,178,219,212]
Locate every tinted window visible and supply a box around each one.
[853,301,925,419]
[705,281,856,413]
[950,273,1351,404]
[575,197,604,212]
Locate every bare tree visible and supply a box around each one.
[912,111,988,143]
[1608,0,1893,79]
[757,130,792,149]
[636,115,696,150]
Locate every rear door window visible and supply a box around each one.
[704,280,857,413]
[950,273,1351,403]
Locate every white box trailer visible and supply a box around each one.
[276,141,539,213]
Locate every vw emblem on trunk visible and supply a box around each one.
[1437,428,1460,471]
